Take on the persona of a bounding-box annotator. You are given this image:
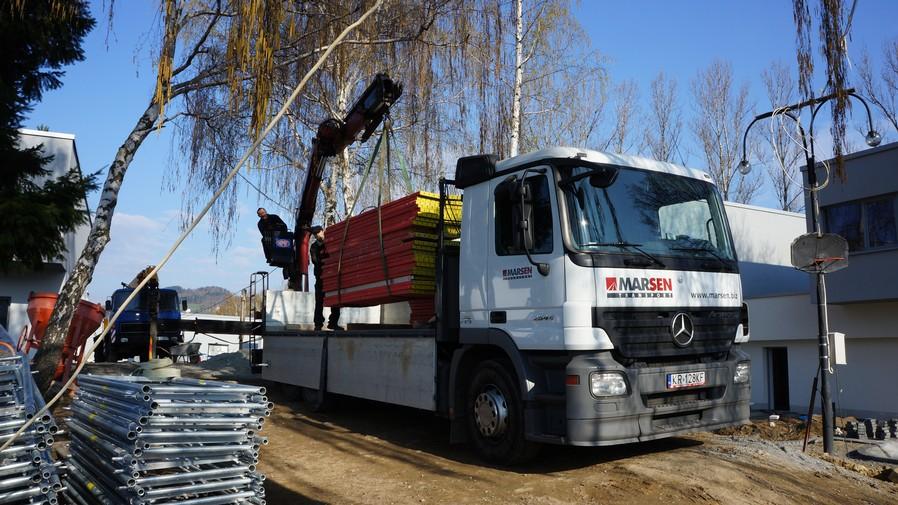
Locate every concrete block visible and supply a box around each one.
[381,302,410,324]
[845,421,859,439]
[876,421,887,441]
[865,418,877,439]
[265,290,380,329]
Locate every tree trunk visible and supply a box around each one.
[509,0,524,157]
[33,101,161,392]
[322,161,339,226]
[338,149,356,217]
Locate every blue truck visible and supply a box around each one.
[98,287,186,362]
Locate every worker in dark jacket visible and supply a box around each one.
[310,225,342,331]
[257,207,288,234]
[257,208,288,261]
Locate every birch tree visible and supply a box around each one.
[691,60,761,203]
[36,0,394,389]
[761,62,804,212]
[603,80,639,154]
[643,72,683,163]
[857,40,898,135]
[174,0,456,233]
[509,0,524,156]
[792,0,853,176]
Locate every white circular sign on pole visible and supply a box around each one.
[790,233,849,273]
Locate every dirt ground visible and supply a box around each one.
[257,389,897,505]
[63,362,894,504]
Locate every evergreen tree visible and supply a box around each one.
[0,1,96,270]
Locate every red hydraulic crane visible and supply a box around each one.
[286,73,402,290]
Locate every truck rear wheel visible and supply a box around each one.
[466,360,539,465]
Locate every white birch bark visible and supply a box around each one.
[33,101,162,389]
[509,0,524,157]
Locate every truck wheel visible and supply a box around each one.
[466,360,539,465]
[300,387,329,412]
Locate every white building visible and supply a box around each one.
[181,313,250,359]
[731,142,898,419]
[1,130,91,338]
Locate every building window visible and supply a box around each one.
[824,194,898,251]
[495,174,553,256]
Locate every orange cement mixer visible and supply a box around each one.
[19,292,105,382]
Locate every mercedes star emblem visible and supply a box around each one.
[671,313,695,347]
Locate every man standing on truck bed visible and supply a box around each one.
[310,225,341,331]
[257,207,288,261]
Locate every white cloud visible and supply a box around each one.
[86,210,271,301]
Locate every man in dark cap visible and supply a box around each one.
[310,225,342,331]
[257,208,288,262]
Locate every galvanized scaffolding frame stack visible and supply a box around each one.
[0,354,63,505]
[64,376,270,505]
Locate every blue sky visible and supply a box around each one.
[26,1,898,301]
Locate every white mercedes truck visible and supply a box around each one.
[262,147,751,463]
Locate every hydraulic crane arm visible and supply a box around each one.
[290,73,402,289]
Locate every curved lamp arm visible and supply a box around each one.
[810,92,881,149]
[739,109,808,174]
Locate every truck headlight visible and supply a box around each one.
[733,362,750,384]
[589,372,629,397]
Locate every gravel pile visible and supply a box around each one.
[199,352,252,377]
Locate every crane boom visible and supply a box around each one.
[289,73,402,290]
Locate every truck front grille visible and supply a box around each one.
[643,386,725,409]
[593,307,740,359]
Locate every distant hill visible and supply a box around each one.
[165,285,237,314]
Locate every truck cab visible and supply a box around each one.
[451,147,750,460]
[99,287,185,362]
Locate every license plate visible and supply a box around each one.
[666,371,706,389]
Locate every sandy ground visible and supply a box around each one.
[257,389,897,505]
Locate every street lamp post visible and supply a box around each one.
[739,88,881,454]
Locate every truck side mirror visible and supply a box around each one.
[516,183,535,251]
[587,166,618,188]
[105,300,112,312]
[515,174,549,277]
[182,299,188,312]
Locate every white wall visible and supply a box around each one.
[181,313,247,358]
[724,202,805,266]
[0,267,66,338]
[17,130,90,273]
[744,293,898,417]
[748,294,898,341]
[266,290,411,329]
[1,130,91,338]
[744,338,898,418]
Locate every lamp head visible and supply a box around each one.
[866,130,882,148]
[737,159,751,176]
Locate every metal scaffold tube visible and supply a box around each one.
[65,375,269,503]
[0,329,63,505]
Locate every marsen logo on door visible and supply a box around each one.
[605,276,673,298]
[503,266,533,280]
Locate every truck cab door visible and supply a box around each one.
[487,168,566,350]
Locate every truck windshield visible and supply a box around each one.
[113,290,180,312]
[560,165,736,265]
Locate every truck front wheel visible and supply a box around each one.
[465,360,539,464]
